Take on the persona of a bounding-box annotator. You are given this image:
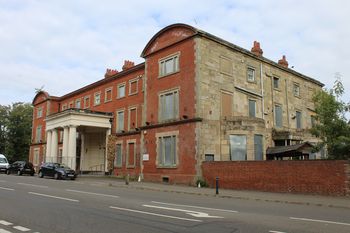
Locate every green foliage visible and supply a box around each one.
[311,75,350,159]
[0,103,33,162]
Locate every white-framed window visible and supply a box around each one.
[105,87,113,102]
[248,99,256,117]
[129,78,138,95]
[126,140,136,168]
[75,99,81,109]
[33,148,40,165]
[114,142,123,167]
[293,83,300,97]
[273,76,280,89]
[116,110,125,132]
[84,96,90,109]
[94,92,101,106]
[159,53,179,77]
[37,107,43,118]
[157,132,178,167]
[274,105,283,128]
[35,125,42,143]
[159,89,179,122]
[117,83,126,98]
[247,67,255,82]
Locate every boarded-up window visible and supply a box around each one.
[84,96,90,109]
[275,105,283,128]
[220,57,232,75]
[221,92,232,117]
[105,88,112,102]
[249,99,256,117]
[127,142,135,167]
[296,111,302,129]
[158,135,177,166]
[159,90,179,121]
[129,108,137,130]
[117,111,124,132]
[129,79,138,95]
[254,135,263,160]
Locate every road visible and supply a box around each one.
[0,174,349,233]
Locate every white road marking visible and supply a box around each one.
[0,220,13,226]
[28,192,79,202]
[143,204,223,218]
[110,206,202,222]
[151,201,238,213]
[66,189,119,198]
[17,183,48,188]
[269,231,287,233]
[290,217,350,226]
[13,226,30,231]
[0,228,12,233]
[0,187,14,191]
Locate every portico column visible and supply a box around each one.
[45,130,52,162]
[50,129,58,163]
[68,125,77,170]
[62,126,69,165]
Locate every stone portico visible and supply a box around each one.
[45,109,113,173]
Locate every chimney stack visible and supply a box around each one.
[122,60,135,71]
[251,41,263,56]
[104,68,118,78]
[278,55,289,68]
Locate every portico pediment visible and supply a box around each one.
[46,109,113,131]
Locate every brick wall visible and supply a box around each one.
[202,160,350,196]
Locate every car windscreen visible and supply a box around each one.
[0,158,8,163]
[58,164,71,169]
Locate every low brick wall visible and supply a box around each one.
[202,160,350,196]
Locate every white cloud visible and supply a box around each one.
[0,0,349,105]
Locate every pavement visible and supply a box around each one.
[77,175,350,210]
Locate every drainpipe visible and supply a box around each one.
[260,62,264,120]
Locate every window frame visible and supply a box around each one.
[159,52,180,78]
[116,109,125,132]
[229,134,247,161]
[128,106,137,131]
[128,78,139,96]
[84,95,90,109]
[35,125,42,143]
[105,87,113,103]
[273,76,280,89]
[156,131,178,168]
[274,104,283,128]
[94,92,101,106]
[296,111,302,129]
[158,88,179,122]
[114,142,123,168]
[293,83,300,97]
[36,107,43,119]
[248,99,256,117]
[117,83,126,99]
[75,98,81,109]
[126,139,136,168]
[247,67,256,83]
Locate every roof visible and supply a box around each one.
[266,142,314,155]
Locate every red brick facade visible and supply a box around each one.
[202,160,350,196]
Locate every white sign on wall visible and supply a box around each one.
[143,154,149,161]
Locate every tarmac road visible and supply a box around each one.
[0,174,349,233]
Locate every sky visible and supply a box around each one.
[0,0,349,106]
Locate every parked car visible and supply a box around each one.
[38,162,76,180]
[6,161,35,176]
[0,154,9,173]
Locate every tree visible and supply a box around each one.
[0,103,33,162]
[311,76,350,159]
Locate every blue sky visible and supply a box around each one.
[0,0,349,105]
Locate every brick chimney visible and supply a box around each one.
[251,41,263,56]
[104,68,118,78]
[278,55,289,68]
[122,60,135,71]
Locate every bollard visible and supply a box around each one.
[215,177,219,195]
[125,174,130,185]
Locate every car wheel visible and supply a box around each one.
[31,172,35,176]
[70,177,75,180]
[54,173,59,180]
[17,170,22,176]
[38,171,44,178]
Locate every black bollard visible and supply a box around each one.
[215,177,219,195]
